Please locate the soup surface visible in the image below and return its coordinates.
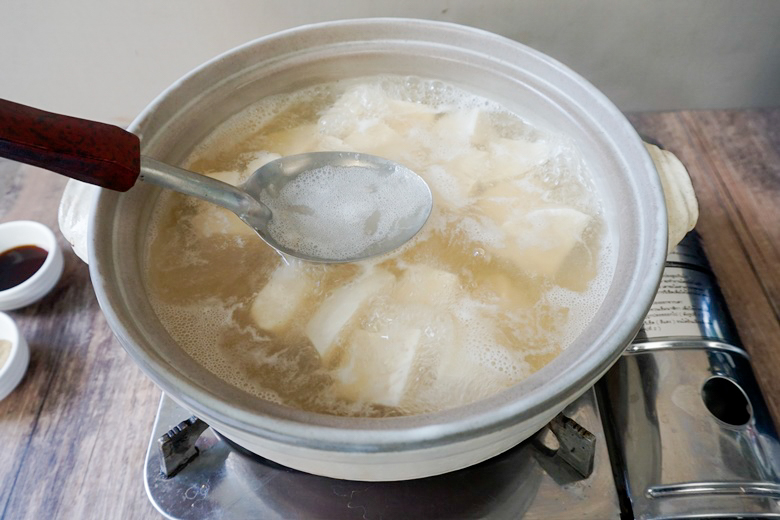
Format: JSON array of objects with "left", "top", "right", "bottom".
[{"left": 143, "top": 76, "right": 614, "bottom": 417}]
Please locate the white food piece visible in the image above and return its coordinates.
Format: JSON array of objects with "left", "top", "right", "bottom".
[
  {"left": 343, "top": 122, "right": 398, "bottom": 150},
  {"left": 510, "top": 207, "right": 591, "bottom": 277},
  {"left": 469, "top": 179, "right": 543, "bottom": 250},
  {"left": 434, "top": 328, "right": 516, "bottom": 407},
  {"left": 333, "top": 327, "right": 422, "bottom": 407},
  {"left": 423, "top": 109, "right": 492, "bottom": 202},
  {"left": 305, "top": 268, "right": 395, "bottom": 359},
  {"left": 189, "top": 166, "right": 268, "bottom": 239},
  {"left": 319, "top": 85, "right": 391, "bottom": 138},
  {"left": 391, "top": 264, "right": 460, "bottom": 307},
  {"left": 250, "top": 261, "right": 312, "bottom": 332},
  {"left": 190, "top": 205, "right": 256, "bottom": 239},
  {"left": 424, "top": 164, "right": 469, "bottom": 209},
  {"left": 483, "top": 138, "right": 551, "bottom": 184},
  {"left": 430, "top": 150, "right": 491, "bottom": 207},
  {"left": 643, "top": 142, "right": 699, "bottom": 253},
  {"left": 476, "top": 179, "right": 545, "bottom": 220},
  {"left": 342, "top": 121, "right": 410, "bottom": 162},
  {"left": 426, "top": 297, "right": 520, "bottom": 407},
  {"left": 339, "top": 100, "right": 437, "bottom": 164},
  {"left": 207, "top": 169, "right": 244, "bottom": 186},
  {"left": 322, "top": 84, "right": 435, "bottom": 135},
  {"left": 432, "top": 109, "right": 484, "bottom": 148},
  {"left": 385, "top": 99, "right": 437, "bottom": 134},
  {"left": 476, "top": 182, "right": 592, "bottom": 278},
  {"left": 322, "top": 84, "right": 440, "bottom": 165}
]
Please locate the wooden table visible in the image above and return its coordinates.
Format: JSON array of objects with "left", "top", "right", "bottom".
[{"left": 1, "top": 109, "right": 778, "bottom": 519}]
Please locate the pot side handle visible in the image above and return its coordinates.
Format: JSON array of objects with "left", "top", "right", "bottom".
[
  {"left": 58, "top": 179, "right": 100, "bottom": 264},
  {"left": 643, "top": 142, "right": 700, "bottom": 253}
]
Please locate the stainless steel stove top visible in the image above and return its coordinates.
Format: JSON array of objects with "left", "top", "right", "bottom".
[
  {"left": 146, "top": 388, "right": 618, "bottom": 519},
  {"left": 144, "top": 233, "right": 780, "bottom": 519}
]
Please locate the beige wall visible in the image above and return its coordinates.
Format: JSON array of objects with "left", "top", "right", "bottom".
[{"left": 2, "top": 0, "right": 779, "bottom": 124}]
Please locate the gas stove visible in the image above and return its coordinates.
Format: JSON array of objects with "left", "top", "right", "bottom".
[{"left": 143, "top": 232, "right": 780, "bottom": 519}]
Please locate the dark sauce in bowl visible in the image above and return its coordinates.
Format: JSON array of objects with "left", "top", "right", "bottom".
[{"left": 0, "top": 245, "right": 48, "bottom": 290}]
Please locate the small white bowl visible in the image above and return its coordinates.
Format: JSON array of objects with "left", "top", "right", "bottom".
[
  {"left": 0, "top": 220, "right": 64, "bottom": 311},
  {"left": 0, "top": 312, "right": 29, "bottom": 401}
]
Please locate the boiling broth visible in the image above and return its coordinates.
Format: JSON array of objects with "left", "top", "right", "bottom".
[{"left": 143, "top": 76, "right": 614, "bottom": 417}]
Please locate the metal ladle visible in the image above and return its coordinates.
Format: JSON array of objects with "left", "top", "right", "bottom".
[{"left": 0, "top": 99, "right": 432, "bottom": 263}]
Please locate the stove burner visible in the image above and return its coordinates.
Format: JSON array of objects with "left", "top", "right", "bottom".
[
  {"left": 157, "top": 410, "right": 597, "bottom": 481},
  {"left": 145, "top": 389, "right": 619, "bottom": 520}
]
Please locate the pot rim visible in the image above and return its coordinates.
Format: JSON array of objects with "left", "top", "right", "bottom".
[{"left": 89, "top": 17, "right": 667, "bottom": 453}]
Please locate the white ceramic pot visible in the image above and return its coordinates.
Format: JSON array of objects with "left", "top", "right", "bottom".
[{"left": 77, "top": 19, "right": 674, "bottom": 481}]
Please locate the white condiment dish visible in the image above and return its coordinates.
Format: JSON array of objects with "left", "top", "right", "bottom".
[
  {"left": 0, "top": 311, "right": 29, "bottom": 401},
  {"left": 0, "top": 220, "right": 64, "bottom": 311}
]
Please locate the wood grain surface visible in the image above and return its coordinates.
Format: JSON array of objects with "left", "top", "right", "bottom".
[
  {"left": 0, "top": 168, "right": 161, "bottom": 519},
  {"left": 0, "top": 109, "right": 778, "bottom": 519}
]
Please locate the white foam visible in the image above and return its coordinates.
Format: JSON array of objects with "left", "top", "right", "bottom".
[{"left": 263, "top": 164, "right": 430, "bottom": 260}]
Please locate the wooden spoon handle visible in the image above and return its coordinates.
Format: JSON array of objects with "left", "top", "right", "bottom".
[{"left": 0, "top": 99, "right": 140, "bottom": 191}]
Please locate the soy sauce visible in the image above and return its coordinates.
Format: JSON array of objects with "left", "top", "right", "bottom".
[{"left": 0, "top": 245, "right": 48, "bottom": 290}]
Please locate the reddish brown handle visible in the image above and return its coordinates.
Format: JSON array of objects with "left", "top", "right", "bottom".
[{"left": 0, "top": 99, "right": 140, "bottom": 191}]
